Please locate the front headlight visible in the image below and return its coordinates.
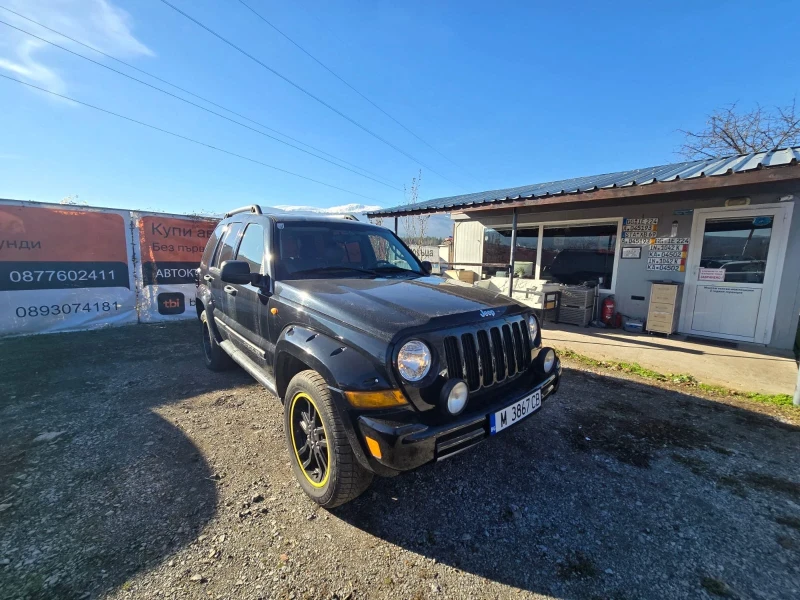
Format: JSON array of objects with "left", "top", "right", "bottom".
[
  {"left": 397, "top": 340, "right": 431, "bottom": 381},
  {"left": 528, "top": 313, "right": 540, "bottom": 342}
]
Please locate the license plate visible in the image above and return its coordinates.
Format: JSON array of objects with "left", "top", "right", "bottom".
[{"left": 490, "top": 390, "right": 541, "bottom": 435}]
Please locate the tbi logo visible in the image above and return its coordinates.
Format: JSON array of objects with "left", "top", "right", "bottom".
[{"left": 157, "top": 292, "right": 185, "bottom": 315}]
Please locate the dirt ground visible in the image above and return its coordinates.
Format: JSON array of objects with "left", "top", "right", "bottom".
[{"left": 1, "top": 321, "right": 799, "bottom": 600}]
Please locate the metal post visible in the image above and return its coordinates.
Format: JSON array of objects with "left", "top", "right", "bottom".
[
  {"left": 394, "top": 216, "right": 398, "bottom": 234},
  {"left": 794, "top": 362, "right": 800, "bottom": 406},
  {"left": 508, "top": 208, "right": 518, "bottom": 298}
]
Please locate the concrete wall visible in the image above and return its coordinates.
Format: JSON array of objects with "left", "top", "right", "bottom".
[{"left": 454, "top": 189, "right": 800, "bottom": 350}]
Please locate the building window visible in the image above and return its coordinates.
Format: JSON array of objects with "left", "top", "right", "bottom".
[
  {"left": 699, "top": 216, "right": 773, "bottom": 283},
  {"left": 540, "top": 223, "right": 618, "bottom": 289},
  {"left": 481, "top": 227, "right": 539, "bottom": 279}
]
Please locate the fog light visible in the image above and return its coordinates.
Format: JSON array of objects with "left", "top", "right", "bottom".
[
  {"left": 441, "top": 379, "right": 469, "bottom": 416},
  {"left": 540, "top": 348, "right": 556, "bottom": 374}
]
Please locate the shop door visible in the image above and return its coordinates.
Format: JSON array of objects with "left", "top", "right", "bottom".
[{"left": 681, "top": 205, "right": 791, "bottom": 344}]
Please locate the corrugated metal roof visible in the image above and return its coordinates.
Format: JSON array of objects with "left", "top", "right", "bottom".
[{"left": 367, "top": 147, "right": 800, "bottom": 216}]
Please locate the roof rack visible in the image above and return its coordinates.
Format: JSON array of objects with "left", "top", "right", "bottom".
[{"left": 224, "top": 205, "right": 263, "bottom": 218}]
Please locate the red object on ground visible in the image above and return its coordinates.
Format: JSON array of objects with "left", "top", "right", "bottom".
[
  {"left": 614, "top": 312, "right": 623, "bottom": 328},
  {"left": 602, "top": 296, "right": 616, "bottom": 325}
]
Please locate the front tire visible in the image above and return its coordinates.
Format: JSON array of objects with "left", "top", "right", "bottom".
[
  {"left": 284, "top": 370, "right": 372, "bottom": 508},
  {"left": 200, "top": 310, "right": 233, "bottom": 371}
]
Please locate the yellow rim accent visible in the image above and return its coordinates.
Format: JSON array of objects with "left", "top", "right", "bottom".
[{"left": 289, "top": 391, "right": 331, "bottom": 488}]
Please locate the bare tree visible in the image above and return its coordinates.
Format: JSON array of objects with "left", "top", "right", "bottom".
[
  {"left": 679, "top": 99, "right": 800, "bottom": 159},
  {"left": 400, "top": 170, "right": 429, "bottom": 250}
]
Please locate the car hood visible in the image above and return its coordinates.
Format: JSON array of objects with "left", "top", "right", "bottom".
[{"left": 277, "top": 275, "right": 525, "bottom": 340}]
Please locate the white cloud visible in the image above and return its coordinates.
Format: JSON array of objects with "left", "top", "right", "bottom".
[
  {"left": 272, "top": 203, "right": 383, "bottom": 214},
  {"left": 0, "top": 0, "right": 153, "bottom": 94}
]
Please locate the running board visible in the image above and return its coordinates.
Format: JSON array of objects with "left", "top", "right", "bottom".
[{"left": 219, "top": 339, "right": 277, "bottom": 396}]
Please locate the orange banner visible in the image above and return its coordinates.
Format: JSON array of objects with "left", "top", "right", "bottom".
[
  {"left": 138, "top": 216, "right": 218, "bottom": 263},
  {"left": 138, "top": 215, "right": 219, "bottom": 286},
  {"left": 0, "top": 205, "right": 128, "bottom": 262}
]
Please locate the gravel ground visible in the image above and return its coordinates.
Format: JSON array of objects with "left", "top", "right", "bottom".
[{"left": 1, "top": 321, "right": 799, "bottom": 600}]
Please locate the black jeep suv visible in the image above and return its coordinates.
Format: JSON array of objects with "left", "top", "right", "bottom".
[{"left": 197, "top": 206, "right": 561, "bottom": 507}]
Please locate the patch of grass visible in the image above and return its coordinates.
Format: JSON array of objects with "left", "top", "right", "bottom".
[
  {"left": 700, "top": 576, "right": 732, "bottom": 597},
  {"left": 557, "top": 551, "right": 598, "bottom": 580},
  {"left": 775, "top": 515, "right": 800, "bottom": 530},
  {"left": 556, "top": 347, "right": 796, "bottom": 408},
  {"left": 741, "top": 391, "right": 794, "bottom": 406}
]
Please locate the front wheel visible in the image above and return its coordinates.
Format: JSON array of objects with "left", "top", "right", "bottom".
[{"left": 284, "top": 370, "right": 372, "bottom": 508}]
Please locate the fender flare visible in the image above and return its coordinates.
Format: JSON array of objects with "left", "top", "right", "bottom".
[
  {"left": 274, "top": 324, "right": 393, "bottom": 395},
  {"left": 197, "top": 289, "right": 224, "bottom": 343}
]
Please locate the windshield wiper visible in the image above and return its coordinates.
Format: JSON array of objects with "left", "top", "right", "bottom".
[
  {"left": 293, "top": 265, "right": 378, "bottom": 277},
  {"left": 372, "top": 265, "right": 422, "bottom": 275}
]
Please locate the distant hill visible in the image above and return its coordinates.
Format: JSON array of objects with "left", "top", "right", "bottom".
[{"left": 266, "top": 204, "right": 454, "bottom": 240}]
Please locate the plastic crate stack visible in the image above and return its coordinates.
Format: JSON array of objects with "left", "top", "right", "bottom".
[{"left": 558, "top": 286, "right": 596, "bottom": 327}]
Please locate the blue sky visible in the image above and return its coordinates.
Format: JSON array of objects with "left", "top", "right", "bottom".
[{"left": 1, "top": 0, "right": 798, "bottom": 215}]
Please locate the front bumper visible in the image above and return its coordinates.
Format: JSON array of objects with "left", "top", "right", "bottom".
[{"left": 355, "top": 359, "right": 561, "bottom": 475}]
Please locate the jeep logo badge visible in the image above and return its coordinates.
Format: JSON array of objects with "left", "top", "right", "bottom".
[{"left": 479, "top": 309, "right": 495, "bottom": 318}]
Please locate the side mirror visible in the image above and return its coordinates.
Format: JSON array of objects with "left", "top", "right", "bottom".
[
  {"left": 421, "top": 261, "right": 432, "bottom": 275},
  {"left": 249, "top": 272, "right": 271, "bottom": 290},
  {"left": 220, "top": 260, "right": 252, "bottom": 284}
]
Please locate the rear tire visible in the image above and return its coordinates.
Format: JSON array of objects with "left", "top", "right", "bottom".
[
  {"left": 200, "top": 310, "right": 233, "bottom": 371},
  {"left": 284, "top": 370, "right": 372, "bottom": 508}
]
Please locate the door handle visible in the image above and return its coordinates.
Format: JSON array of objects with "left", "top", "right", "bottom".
[
  {"left": 224, "top": 285, "right": 237, "bottom": 296},
  {"left": 204, "top": 274, "right": 214, "bottom": 282}
]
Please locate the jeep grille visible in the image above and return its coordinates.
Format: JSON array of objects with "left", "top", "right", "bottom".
[{"left": 443, "top": 318, "right": 531, "bottom": 391}]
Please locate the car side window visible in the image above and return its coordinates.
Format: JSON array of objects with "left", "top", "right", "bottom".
[
  {"left": 235, "top": 223, "right": 265, "bottom": 274},
  {"left": 201, "top": 224, "right": 225, "bottom": 269},
  {"left": 212, "top": 222, "right": 243, "bottom": 268}
]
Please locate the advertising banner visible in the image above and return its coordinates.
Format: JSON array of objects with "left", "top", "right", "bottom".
[
  {"left": 134, "top": 213, "right": 219, "bottom": 322},
  {"left": 0, "top": 202, "right": 137, "bottom": 336}
]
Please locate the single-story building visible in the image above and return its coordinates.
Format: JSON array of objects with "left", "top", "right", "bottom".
[{"left": 367, "top": 147, "right": 800, "bottom": 352}]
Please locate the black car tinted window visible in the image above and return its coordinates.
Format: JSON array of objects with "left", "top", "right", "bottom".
[
  {"left": 212, "top": 222, "right": 243, "bottom": 268},
  {"left": 275, "top": 221, "right": 421, "bottom": 279},
  {"left": 201, "top": 223, "right": 225, "bottom": 269},
  {"left": 235, "top": 223, "right": 265, "bottom": 274}
]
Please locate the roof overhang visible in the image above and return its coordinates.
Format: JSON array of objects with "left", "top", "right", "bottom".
[{"left": 365, "top": 163, "right": 800, "bottom": 218}]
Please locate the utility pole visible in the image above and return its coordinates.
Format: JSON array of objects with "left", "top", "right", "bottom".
[{"left": 794, "top": 362, "right": 800, "bottom": 406}]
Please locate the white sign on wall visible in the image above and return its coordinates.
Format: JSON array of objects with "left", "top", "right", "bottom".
[{"left": 698, "top": 268, "right": 726, "bottom": 282}]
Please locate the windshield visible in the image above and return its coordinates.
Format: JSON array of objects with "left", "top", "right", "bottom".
[{"left": 275, "top": 221, "right": 423, "bottom": 280}]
